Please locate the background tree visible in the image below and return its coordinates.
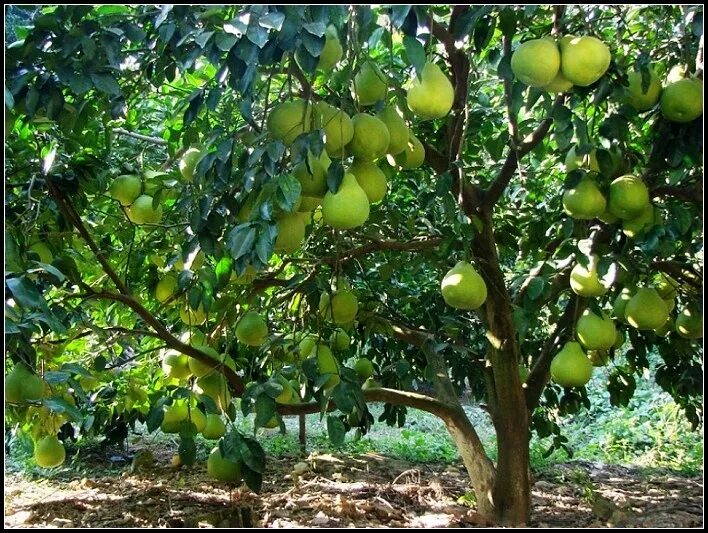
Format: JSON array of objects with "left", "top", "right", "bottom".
[{"left": 4, "top": 5, "right": 703, "bottom": 525}]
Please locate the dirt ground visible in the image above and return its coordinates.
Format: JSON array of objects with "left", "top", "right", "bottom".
[{"left": 4, "top": 445, "right": 703, "bottom": 528}]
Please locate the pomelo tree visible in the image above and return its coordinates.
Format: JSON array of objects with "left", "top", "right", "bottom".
[{"left": 4, "top": 5, "right": 703, "bottom": 524}]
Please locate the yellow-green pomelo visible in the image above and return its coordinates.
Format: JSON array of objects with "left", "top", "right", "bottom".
[
  {"left": 550, "top": 341, "right": 593, "bottom": 387},
  {"left": 406, "top": 62, "right": 455, "bottom": 119},
  {"left": 543, "top": 71, "right": 574, "bottom": 93},
  {"left": 622, "top": 203, "right": 656, "bottom": 238},
  {"left": 272, "top": 374, "right": 295, "bottom": 404},
  {"left": 162, "top": 350, "right": 193, "bottom": 379},
  {"left": 329, "top": 329, "right": 350, "bottom": 351},
  {"left": 353, "top": 61, "right": 387, "bottom": 106},
  {"left": 178, "top": 147, "right": 203, "bottom": 182},
  {"left": 262, "top": 415, "right": 280, "bottom": 429},
  {"left": 562, "top": 177, "right": 606, "bottom": 220},
  {"left": 348, "top": 114, "right": 390, "bottom": 160},
  {"left": 625, "top": 288, "right": 669, "bottom": 330},
  {"left": 319, "top": 290, "right": 359, "bottom": 324},
  {"left": 5, "top": 364, "right": 45, "bottom": 404},
  {"left": 587, "top": 350, "right": 610, "bottom": 367},
  {"left": 623, "top": 69, "right": 662, "bottom": 111},
  {"left": 313, "top": 102, "right": 354, "bottom": 156},
  {"left": 231, "top": 265, "right": 258, "bottom": 285},
  {"left": 608, "top": 175, "right": 650, "bottom": 220},
  {"left": 576, "top": 309, "right": 617, "bottom": 350},
  {"left": 660, "top": 78, "right": 703, "bottom": 122},
  {"left": 294, "top": 149, "right": 330, "bottom": 196},
  {"left": 155, "top": 274, "right": 178, "bottom": 303},
  {"left": 274, "top": 213, "right": 306, "bottom": 253},
  {"left": 511, "top": 39, "right": 561, "bottom": 87},
  {"left": 267, "top": 99, "right": 312, "bottom": 145},
  {"left": 188, "top": 345, "right": 234, "bottom": 378},
  {"left": 187, "top": 407, "right": 207, "bottom": 433},
  {"left": 194, "top": 372, "right": 232, "bottom": 411},
  {"left": 569, "top": 258, "right": 610, "bottom": 297},
  {"left": 565, "top": 145, "right": 600, "bottom": 172},
  {"left": 317, "top": 26, "right": 343, "bottom": 71},
  {"left": 202, "top": 414, "right": 226, "bottom": 440},
  {"left": 667, "top": 64, "right": 688, "bottom": 83},
  {"left": 34, "top": 435, "right": 66, "bottom": 468},
  {"left": 236, "top": 310, "right": 268, "bottom": 346},
  {"left": 613, "top": 330, "right": 626, "bottom": 350},
  {"left": 349, "top": 159, "right": 387, "bottom": 203},
  {"left": 29, "top": 241, "right": 53, "bottom": 263},
  {"left": 180, "top": 303, "right": 207, "bottom": 326},
  {"left": 314, "top": 344, "right": 340, "bottom": 389},
  {"left": 612, "top": 288, "right": 634, "bottom": 322},
  {"left": 109, "top": 175, "right": 142, "bottom": 206},
  {"left": 377, "top": 106, "right": 409, "bottom": 155},
  {"left": 207, "top": 447, "right": 242, "bottom": 483},
  {"left": 298, "top": 195, "right": 323, "bottom": 213},
  {"left": 174, "top": 249, "right": 205, "bottom": 272},
  {"left": 441, "top": 261, "right": 487, "bottom": 310},
  {"left": 322, "top": 173, "right": 370, "bottom": 230},
  {"left": 559, "top": 35, "right": 611, "bottom": 87},
  {"left": 354, "top": 358, "right": 374, "bottom": 380},
  {"left": 180, "top": 328, "right": 207, "bottom": 347},
  {"left": 161, "top": 400, "right": 189, "bottom": 432},
  {"left": 127, "top": 195, "right": 163, "bottom": 225},
  {"left": 675, "top": 307, "right": 702, "bottom": 339},
  {"left": 394, "top": 133, "right": 425, "bottom": 169},
  {"left": 298, "top": 334, "right": 320, "bottom": 359}
]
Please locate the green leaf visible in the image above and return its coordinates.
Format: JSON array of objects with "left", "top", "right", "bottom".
[
  {"left": 326, "top": 160, "right": 344, "bottom": 193},
  {"left": 90, "top": 73, "right": 120, "bottom": 96},
  {"left": 44, "top": 371, "right": 71, "bottom": 385},
  {"left": 259, "top": 11, "right": 285, "bottom": 31},
  {"left": 526, "top": 276, "right": 545, "bottom": 300},
  {"left": 275, "top": 173, "right": 302, "bottom": 213},
  {"left": 215, "top": 33, "right": 238, "bottom": 52},
  {"left": 6, "top": 277, "right": 43, "bottom": 310},
  {"left": 227, "top": 225, "right": 256, "bottom": 260},
  {"left": 403, "top": 36, "right": 426, "bottom": 80},
  {"left": 390, "top": 6, "right": 412, "bottom": 28},
  {"left": 237, "top": 435, "right": 266, "bottom": 473},
  {"left": 241, "top": 464, "right": 263, "bottom": 493},
  {"left": 179, "top": 435, "right": 198, "bottom": 466},
  {"left": 43, "top": 398, "right": 82, "bottom": 422},
  {"left": 326, "top": 415, "right": 346, "bottom": 446},
  {"left": 254, "top": 393, "right": 276, "bottom": 428}
]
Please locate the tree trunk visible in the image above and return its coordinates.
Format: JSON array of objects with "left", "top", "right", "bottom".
[{"left": 493, "top": 420, "right": 531, "bottom": 524}]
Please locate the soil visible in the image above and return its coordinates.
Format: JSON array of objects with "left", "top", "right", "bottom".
[{"left": 4, "top": 443, "right": 703, "bottom": 528}]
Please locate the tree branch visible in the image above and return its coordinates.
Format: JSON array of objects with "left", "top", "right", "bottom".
[
  {"left": 112, "top": 127, "right": 168, "bottom": 145},
  {"left": 651, "top": 184, "right": 703, "bottom": 205},
  {"left": 320, "top": 237, "right": 442, "bottom": 265}
]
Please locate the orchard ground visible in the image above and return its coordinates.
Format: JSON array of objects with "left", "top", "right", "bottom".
[{"left": 5, "top": 369, "right": 702, "bottom": 528}]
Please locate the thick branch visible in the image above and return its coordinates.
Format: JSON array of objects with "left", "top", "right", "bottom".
[
  {"left": 651, "top": 184, "right": 703, "bottom": 204},
  {"left": 653, "top": 260, "right": 703, "bottom": 290}
]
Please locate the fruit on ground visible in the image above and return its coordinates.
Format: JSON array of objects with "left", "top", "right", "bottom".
[
  {"left": 349, "top": 159, "right": 387, "bottom": 203},
  {"left": 377, "top": 106, "right": 408, "bottom": 155},
  {"left": 660, "top": 78, "right": 703, "bottom": 122},
  {"left": 5, "top": 364, "right": 45, "bottom": 403},
  {"left": 162, "top": 350, "right": 193, "bottom": 380},
  {"left": 675, "top": 307, "right": 703, "bottom": 339},
  {"left": 317, "top": 25, "right": 343, "bottom": 71},
  {"left": 441, "top": 261, "right": 488, "bottom": 310},
  {"left": 274, "top": 213, "right": 306, "bottom": 253},
  {"left": 322, "top": 173, "right": 370, "bottom": 230},
  {"left": 178, "top": 147, "right": 203, "bottom": 182},
  {"left": 319, "top": 290, "right": 359, "bottom": 324},
  {"left": 612, "top": 288, "right": 634, "bottom": 322},
  {"left": 313, "top": 102, "right": 354, "bottom": 156},
  {"left": 353, "top": 61, "right": 387, "bottom": 106},
  {"left": 354, "top": 358, "right": 374, "bottom": 380},
  {"left": 34, "top": 435, "right": 66, "bottom": 468},
  {"left": 348, "top": 113, "right": 390, "bottom": 160},
  {"left": 202, "top": 414, "right": 226, "bottom": 440},
  {"left": 109, "top": 175, "right": 142, "bottom": 206},
  {"left": 155, "top": 274, "right": 178, "bottom": 303},
  {"left": 406, "top": 62, "right": 455, "bottom": 119},
  {"left": 267, "top": 99, "right": 312, "bottom": 145},
  {"left": 542, "top": 70, "right": 573, "bottom": 93},
  {"left": 550, "top": 341, "right": 593, "bottom": 387},
  {"left": 394, "top": 133, "right": 425, "bottom": 169},
  {"left": 293, "top": 149, "right": 330, "bottom": 196},
  {"left": 559, "top": 35, "right": 611, "bottom": 87},
  {"left": 565, "top": 145, "right": 600, "bottom": 172},
  {"left": 127, "top": 195, "right": 162, "bottom": 225},
  {"left": 608, "top": 175, "right": 650, "bottom": 219},
  {"left": 236, "top": 310, "right": 268, "bottom": 346},
  {"left": 194, "top": 373, "right": 232, "bottom": 411},
  {"left": 562, "top": 177, "right": 606, "bottom": 220},
  {"left": 29, "top": 241, "right": 53, "bottom": 263},
  {"left": 180, "top": 302, "right": 207, "bottom": 326},
  {"left": 570, "top": 257, "right": 611, "bottom": 297},
  {"left": 314, "top": 344, "right": 340, "bottom": 389},
  {"left": 576, "top": 309, "right": 617, "bottom": 350},
  {"left": 624, "top": 288, "right": 669, "bottom": 330},
  {"left": 207, "top": 447, "right": 242, "bottom": 484},
  {"left": 623, "top": 68, "right": 662, "bottom": 111},
  {"left": 511, "top": 38, "right": 561, "bottom": 87},
  {"left": 329, "top": 328, "right": 350, "bottom": 351}
]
